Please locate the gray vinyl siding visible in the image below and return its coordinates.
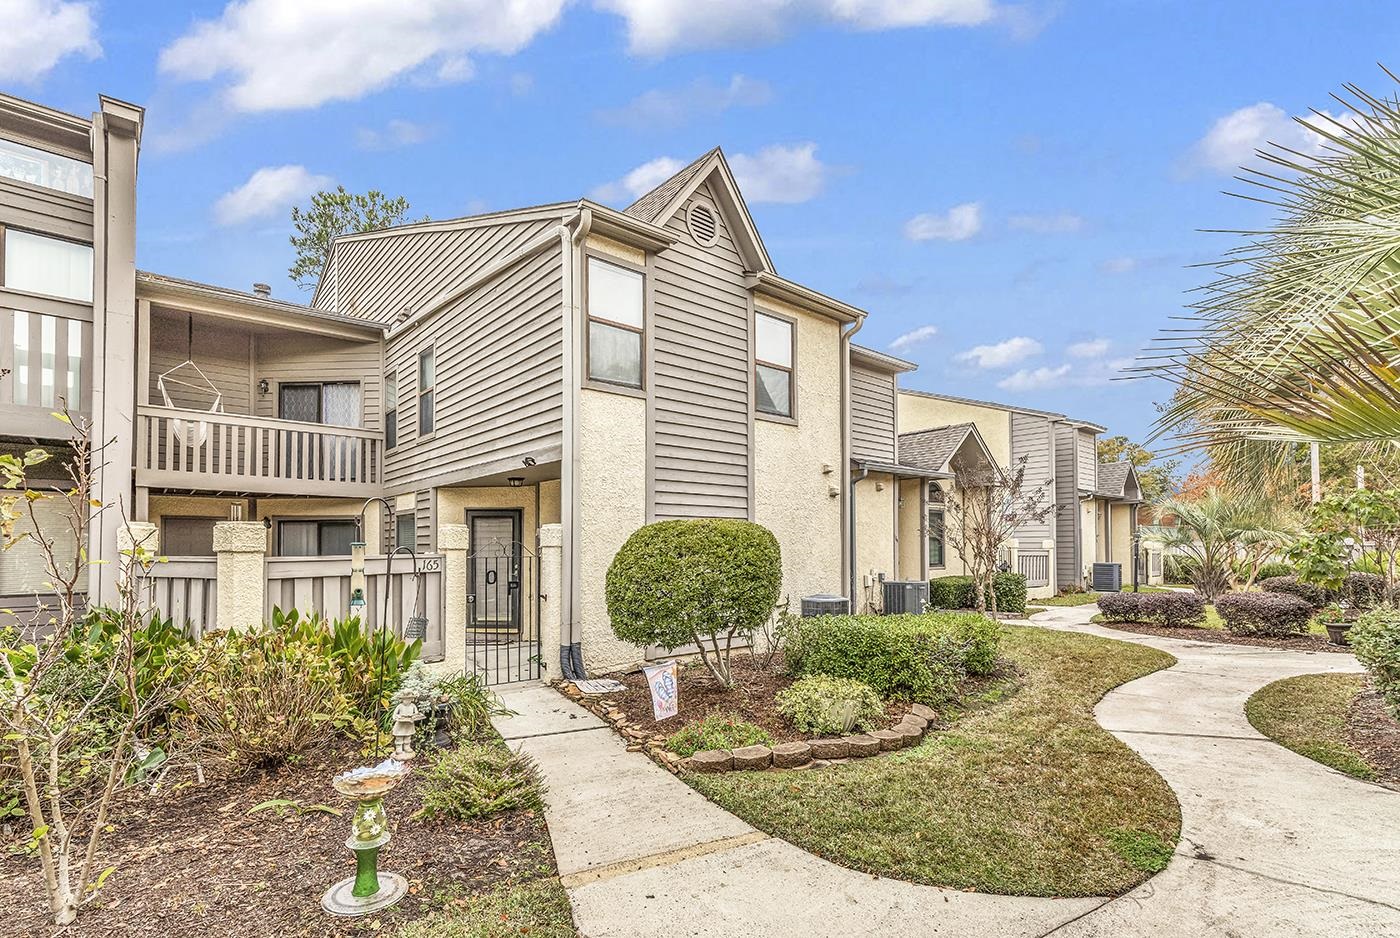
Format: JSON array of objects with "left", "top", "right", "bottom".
[
  {"left": 382, "top": 235, "right": 564, "bottom": 488},
  {"left": 1054, "top": 423, "right": 1079, "bottom": 588},
  {"left": 148, "top": 312, "right": 253, "bottom": 415},
  {"left": 648, "top": 182, "right": 751, "bottom": 520},
  {"left": 253, "top": 332, "right": 383, "bottom": 430},
  {"left": 0, "top": 177, "right": 93, "bottom": 243},
  {"left": 416, "top": 489, "right": 434, "bottom": 552},
  {"left": 1010, "top": 412, "right": 1054, "bottom": 548},
  {"left": 851, "top": 365, "right": 897, "bottom": 462},
  {"left": 322, "top": 218, "right": 560, "bottom": 323},
  {"left": 1077, "top": 428, "right": 1097, "bottom": 493}
]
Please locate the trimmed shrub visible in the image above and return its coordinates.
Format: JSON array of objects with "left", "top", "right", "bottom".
[
  {"left": 1256, "top": 561, "right": 1295, "bottom": 581},
  {"left": 927, "top": 572, "right": 1028, "bottom": 614},
  {"left": 1215, "top": 592, "right": 1313, "bottom": 637},
  {"left": 1097, "top": 591, "right": 1206, "bottom": 627},
  {"left": 1350, "top": 606, "right": 1400, "bottom": 718},
  {"left": 1259, "top": 576, "right": 1331, "bottom": 609},
  {"left": 606, "top": 519, "right": 781, "bottom": 683},
  {"left": 776, "top": 675, "right": 885, "bottom": 736},
  {"left": 666, "top": 713, "right": 772, "bottom": 757},
  {"left": 1163, "top": 555, "right": 1199, "bottom": 584},
  {"left": 413, "top": 742, "right": 545, "bottom": 821},
  {"left": 784, "top": 612, "right": 1000, "bottom": 703},
  {"left": 1342, "top": 572, "right": 1387, "bottom": 610}
]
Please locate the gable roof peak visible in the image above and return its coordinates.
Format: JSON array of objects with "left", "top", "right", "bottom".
[{"left": 623, "top": 147, "right": 722, "bottom": 223}]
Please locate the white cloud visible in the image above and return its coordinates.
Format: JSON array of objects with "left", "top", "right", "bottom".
[
  {"left": 1189, "top": 103, "right": 1365, "bottom": 174},
  {"left": 355, "top": 119, "right": 435, "bottom": 151},
  {"left": 589, "top": 156, "right": 686, "bottom": 204},
  {"left": 596, "top": 0, "right": 998, "bottom": 56},
  {"left": 1099, "top": 256, "right": 1140, "bottom": 274},
  {"left": 955, "top": 336, "right": 1042, "bottom": 369},
  {"left": 159, "top": 0, "right": 567, "bottom": 112},
  {"left": 1008, "top": 211, "right": 1085, "bottom": 234},
  {"left": 997, "top": 364, "right": 1071, "bottom": 392},
  {"left": 889, "top": 325, "right": 939, "bottom": 353},
  {"left": 1067, "top": 338, "right": 1110, "bottom": 358},
  {"left": 591, "top": 143, "right": 828, "bottom": 206},
  {"left": 0, "top": 0, "right": 100, "bottom": 82},
  {"left": 904, "top": 202, "right": 983, "bottom": 241},
  {"left": 729, "top": 143, "right": 828, "bottom": 203},
  {"left": 599, "top": 74, "right": 773, "bottom": 129},
  {"left": 214, "top": 165, "right": 332, "bottom": 226}
]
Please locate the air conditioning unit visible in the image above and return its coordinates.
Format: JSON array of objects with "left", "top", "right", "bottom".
[
  {"left": 1091, "top": 563, "right": 1122, "bottom": 592},
  {"left": 800, "top": 594, "right": 851, "bottom": 617},
  {"left": 882, "top": 580, "right": 929, "bottom": 616}
]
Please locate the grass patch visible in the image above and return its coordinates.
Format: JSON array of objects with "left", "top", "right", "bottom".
[
  {"left": 688, "top": 625, "right": 1181, "bottom": 897},
  {"left": 393, "top": 878, "right": 576, "bottom": 938},
  {"left": 1103, "top": 828, "right": 1175, "bottom": 872},
  {"left": 1246, "top": 673, "right": 1376, "bottom": 780}
]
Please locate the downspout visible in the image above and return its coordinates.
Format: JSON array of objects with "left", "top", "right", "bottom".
[
  {"left": 559, "top": 206, "right": 591, "bottom": 680},
  {"left": 840, "top": 315, "right": 865, "bottom": 610}
]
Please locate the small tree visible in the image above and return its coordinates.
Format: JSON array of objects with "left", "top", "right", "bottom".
[
  {"left": 1289, "top": 487, "right": 1400, "bottom": 604},
  {"left": 943, "top": 455, "right": 1053, "bottom": 617},
  {"left": 605, "top": 520, "right": 781, "bottom": 687},
  {"left": 288, "top": 187, "right": 419, "bottom": 290},
  {"left": 1, "top": 414, "right": 192, "bottom": 925},
  {"left": 1148, "top": 488, "right": 1289, "bottom": 600}
]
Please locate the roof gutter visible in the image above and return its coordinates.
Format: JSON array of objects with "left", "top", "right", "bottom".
[{"left": 560, "top": 205, "right": 591, "bottom": 681}]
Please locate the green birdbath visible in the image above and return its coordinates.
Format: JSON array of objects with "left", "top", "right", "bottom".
[{"left": 321, "top": 759, "right": 410, "bottom": 916}]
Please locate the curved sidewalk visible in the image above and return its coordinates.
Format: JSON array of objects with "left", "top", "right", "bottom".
[{"left": 492, "top": 607, "right": 1400, "bottom": 937}]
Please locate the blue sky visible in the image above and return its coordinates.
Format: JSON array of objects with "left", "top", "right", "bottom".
[{"left": 8, "top": 0, "right": 1400, "bottom": 444}]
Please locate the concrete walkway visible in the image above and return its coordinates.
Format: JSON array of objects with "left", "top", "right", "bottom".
[{"left": 493, "top": 606, "right": 1400, "bottom": 937}]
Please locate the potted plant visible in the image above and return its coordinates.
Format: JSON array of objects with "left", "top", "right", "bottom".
[{"left": 1315, "top": 603, "right": 1356, "bottom": 646}]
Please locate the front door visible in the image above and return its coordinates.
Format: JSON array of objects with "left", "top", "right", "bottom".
[{"left": 467, "top": 510, "right": 522, "bottom": 636}]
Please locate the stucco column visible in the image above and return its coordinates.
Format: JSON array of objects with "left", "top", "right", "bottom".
[
  {"left": 213, "top": 521, "right": 266, "bottom": 631},
  {"left": 435, "top": 523, "right": 470, "bottom": 676},
  {"left": 115, "top": 521, "right": 157, "bottom": 607},
  {"left": 538, "top": 523, "right": 563, "bottom": 685}
]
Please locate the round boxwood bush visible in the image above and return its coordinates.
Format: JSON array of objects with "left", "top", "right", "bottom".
[
  {"left": 1350, "top": 606, "right": 1400, "bottom": 718},
  {"left": 606, "top": 519, "right": 781, "bottom": 682},
  {"left": 1215, "top": 591, "right": 1313, "bottom": 637},
  {"left": 776, "top": 674, "right": 885, "bottom": 736},
  {"left": 1258, "top": 575, "right": 1331, "bottom": 609}
]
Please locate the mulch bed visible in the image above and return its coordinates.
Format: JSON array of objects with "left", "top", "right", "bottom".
[
  {"left": 0, "top": 740, "right": 556, "bottom": 938},
  {"left": 1100, "top": 621, "right": 1352, "bottom": 653},
  {"left": 606, "top": 655, "right": 902, "bottom": 744},
  {"left": 1347, "top": 685, "right": 1400, "bottom": 787}
]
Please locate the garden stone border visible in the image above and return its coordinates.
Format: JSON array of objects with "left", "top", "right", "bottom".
[{"left": 558, "top": 681, "right": 934, "bottom": 775}]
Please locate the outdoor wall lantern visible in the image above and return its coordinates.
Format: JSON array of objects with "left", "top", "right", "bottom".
[
  {"left": 257, "top": 378, "right": 270, "bottom": 395},
  {"left": 507, "top": 476, "right": 525, "bottom": 487}
]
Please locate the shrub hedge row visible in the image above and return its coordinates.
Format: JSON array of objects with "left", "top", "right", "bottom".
[
  {"left": 927, "top": 573, "right": 1028, "bottom": 614},
  {"left": 1096, "top": 591, "right": 1206, "bottom": 627},
  {"left": 784, "top": 612, "right": 1000, "bottom": 703},
  {"left": 1259, "top": 573, "right": 1388, "bottom": 611},
  {"left": 1215, "top": 591, "right": 1313, "bottom": 637}
]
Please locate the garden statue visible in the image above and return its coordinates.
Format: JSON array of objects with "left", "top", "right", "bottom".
[
  {"left": 391, "top": 700, "right": 420, "bottom": 761},
  {"left": 322, "top": 759, "right": 410, "bottom": 916}
]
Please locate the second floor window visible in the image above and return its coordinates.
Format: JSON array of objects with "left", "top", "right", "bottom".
[
  {"left": 396, "top": 510, "right": 416, "bottom": 550},
  {"left": 278, "top": 381, "right": 361, "bottom": 426},
  {"left": 586, "top": 256, "right": 643, "bottom": 388},
  {"left": 418, "top": 347, "right": 435, "bottom": 435},
  {"left": 2, "top": 228, "right": 93, "bottom": 302},
  {"left": 384, "top": 371, "right": 398, "bottom": 450},
  {"left": 755, "top": 312, "right": 794, "bottom": 417}
]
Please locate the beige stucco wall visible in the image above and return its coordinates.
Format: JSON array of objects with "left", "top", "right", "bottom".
[
  {"left": 1110, "top": 503, "right": 1134, "bottom": 573},
  {"left": 897, "top": 477, "right": 923, "bottom": 580},
  {"left": 540, "top": 479, "right": 561, "bottom": 525},
  {"left": 436, "top": 486, "right": 541, "bottom": 551},
  {"left": 1081, "top": 499, "right": 1097, "bottom": 579},
  {"left": 897, "top": 393, "right": 1011, "bottom": 464},
  {"left": 753, "top": 305, "right": 844, "bottom": 612},
  {"left": 853, "top": 472, "right": 896, "bottom": 613},
  {"left": 578, "top": 387, "right": 648, "bottom": 673},
  {"left": 147, "top": 495, "right": 379, "bottom": 556}
]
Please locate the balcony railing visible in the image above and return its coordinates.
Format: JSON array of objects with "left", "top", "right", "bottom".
[
  {"left": 136, "top": 405, "right": 382, "bottom": 496},
  {"left": 0, "top": 301, "right": 92, "bottom": 437}
]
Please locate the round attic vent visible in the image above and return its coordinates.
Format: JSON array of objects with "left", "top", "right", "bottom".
[{"left": 687, "top": 201, "right": 719, "bottom": 246}]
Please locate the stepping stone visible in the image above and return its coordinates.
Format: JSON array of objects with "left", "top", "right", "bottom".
[
  {"left": 808, "top": 738, "right": 850, "bottom": 760},
  {"left": 771, "top": 741, "right": 812, "bottom": 768},
  {"left": 731, "top": 745, "right": 773, "bottom": 770},
  {"left": 843, "top": 734, "right": 881, "bottom": 758},
  {"left": 684, "top": 749, "right": 732, "bottom": 773},
  {"left": 909, "top": 703, "right": 938, "bottom": 722},
  {"left": 869, "top": 729, "right": 904, "bottom": 751},
  {"left": 901, "top": 712, "right": 929, "bottom": 730}
]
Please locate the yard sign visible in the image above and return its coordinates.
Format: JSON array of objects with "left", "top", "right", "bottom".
[{"left": 643, "top": 660, "right": 679, "bottom": 721}]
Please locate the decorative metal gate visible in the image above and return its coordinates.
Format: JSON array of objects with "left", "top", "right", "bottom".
[{"left": 465, "top": 535, "right": 541, "bottom": 685}]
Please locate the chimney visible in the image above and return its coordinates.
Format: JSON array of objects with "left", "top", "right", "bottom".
[{"left": 252, "top": 282, "right": 271, "bottom": 298}]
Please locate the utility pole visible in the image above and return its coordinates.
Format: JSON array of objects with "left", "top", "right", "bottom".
[{"left": 1310, "top": 442, "right": 1322, "bottom": 504}]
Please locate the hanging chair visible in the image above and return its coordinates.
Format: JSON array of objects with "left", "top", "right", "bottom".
[{"left": 156, "top": 316, "right": 223, "bottom": 447}]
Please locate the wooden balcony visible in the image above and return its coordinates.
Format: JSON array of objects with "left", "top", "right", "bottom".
[
  {"left": 135, "top": 405, "right": 382, "bottom": 496},
  {"left": 0, "top": 298, "right": 92, "bottom": 438}
]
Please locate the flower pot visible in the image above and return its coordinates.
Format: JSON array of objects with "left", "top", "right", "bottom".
[{"left": 1324, "top": 621, "right": 1354, "bottom": 646}]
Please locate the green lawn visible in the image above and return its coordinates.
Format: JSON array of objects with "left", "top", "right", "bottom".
[
  {"left": 1038, "top": 586, "right": 1172, "bottom": 607},
  {"left": 1245, "top": 674, "right": 1376, "bottom": 781},
  {"left": 394, "top": 879, "right": 577, "bottom": 938},
  {"left": 688, "top": 626, "right": 1181, "bottom": 897}
]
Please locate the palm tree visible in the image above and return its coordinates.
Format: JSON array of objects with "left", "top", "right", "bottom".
[
  {"left": 1145, "top": 71, "right": 1400, "bottom": 448},
  {"left": 1149, "top": 489, "right": 1296, "bottom": 600}
]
